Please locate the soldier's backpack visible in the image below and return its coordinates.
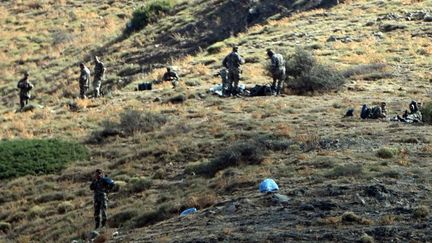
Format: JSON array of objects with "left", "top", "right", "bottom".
[
  {"left": 138, "top": 82, "right": 152, "bottom": 91},
  {"left": 102, "top": 177, "right": 115, "bottom": 192},
  {"left": 250, "top": 85, "right": 272, "bottom": 96},
  {"left": 360, "top": 104, "right": 371, "bottom": 119}
]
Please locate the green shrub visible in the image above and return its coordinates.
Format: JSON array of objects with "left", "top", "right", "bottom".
[
  {"left": 109, "top": 209, "right": 139, "bottom": 228},
  {"left": 0, "top": 221, "right": 11, "bottom": 233},
  {"left": 128, "top": 178, "right": 152, "bottom": 193},
  {"left": 207, "top": 42, "right": 225, "bottom": 54},
  {"left": 284, "top": 48, "right": 345, "bottom": 94},
  {"left": 421, "top": 102, "right": 432, "bottom": 124},
  {"left": 413, "top": 205, "right": 430, "bottom": 219},
  {"left": 57, "top": 201, "right": 74, "bottom": 214},
  {"left": 28, "top": 205, "right": 45, "bottom": 219},
  {"left": 36, "top": 192, "right": 71, "bottom": 203},
  {"left": 376, "top": 147, "right": 398, "bottom": 159},
  {"left": 188, "top": 140, "right": 265, "bottom": 177},
  {"left": 327, "top": 164, "right": 363, "bottom": 178},
  {"left": 132, "top": 202, "right": 178, "bottom": 228},
  {"left": 0, "top": 139, "right": 89, "bottom": 179},
  {"left": 119, "top": 110, "right": 168, "bottom": 135},
  {"left": 88, "top": 110, "right": 168, "bottom": 143},
  {"left": 125, "top": 0, "right": 176, "bottom": 34}
]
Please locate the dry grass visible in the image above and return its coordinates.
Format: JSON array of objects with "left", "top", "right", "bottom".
[{"left": 0, "top": 0, "right": 432, "bottom": 241}]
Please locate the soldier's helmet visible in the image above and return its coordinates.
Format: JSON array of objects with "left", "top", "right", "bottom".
[
  {"left": 80, "top": 63, "right": 85, "bottom": 69},
  {"left": 23, "top": 71, "right": 29, "bottom": 77},
  {"left": 267, "top": 49, "right": 274, "bottom": 57},
  {"left": 166, "top": 67, "right": 172, "bottom": 72},
  {"left": 95, "top": 169, "right": 103, "bottom": 175},
  {"left": 232, "top": 46, "right": 239, "bottom": 52},
  {"left": 381, "top": 102, "right": 386, "bottom": 107}
]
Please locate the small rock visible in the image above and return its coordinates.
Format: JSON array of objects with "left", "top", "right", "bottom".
[
  {"left": 365, "top": 21, "right": 375, "bottom": 26},
  {"left": 380, "top": 24, "right": 407, "bottom": 32},
  {"left": 299, "top": 203, "right": 315, "bottom": 211},
  {"left": 271, "top": 193, "right": 290, "bottom": 205},
  {"left": 424, "top": 14, "right": 432, "bottom": 22},
  {"left": 373, "top": 32, "right": 384, "bottom": 39},
  {"left": 153, "top": 97, "right": 162, "bottom": 102},
  {"left": 88, "top": 231, "right": 99, "bottom": 240}
]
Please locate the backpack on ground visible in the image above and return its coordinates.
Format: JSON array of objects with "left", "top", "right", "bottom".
[
  {"left": 250, "top": 85, "right": 272, "bottom": 96},
  {"left": 138, "top": 82, "right": 152, "bottom": 91}
]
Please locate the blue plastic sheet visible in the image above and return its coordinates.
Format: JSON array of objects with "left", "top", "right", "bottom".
[
  {"left": 180, "top": 208, "right": 197, "bottom": 216},
  {"left": 259, "top": 179, "right": 279, "bottom": 193}
]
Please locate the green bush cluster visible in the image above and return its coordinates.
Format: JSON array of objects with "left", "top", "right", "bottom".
[
  {"left": 125, "top": 0, "right": 176, "bottom": 34},
  {"left": 421, "top": 102, "right": 432, "bottom": 124},
  {"left": 0, "top": 139, "right": 89, "bottom": 180},
  {"left": 188, "top": 140, "right": 265, "bottom": 177},
  {"left": 283, "top": 48, "right": 345, "bottom": 94},
  {"left": 88, "top": 110, "right": 168, "bottom": 143}
]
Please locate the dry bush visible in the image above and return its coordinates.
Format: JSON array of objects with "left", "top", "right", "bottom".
[
  {"left": 185, "top": 193, "right": 218, "bottom": 209},
  {"left": 283, "top": 48, "right": 345, "bottom": 94},
  {"left": 188, "top": 140, "right": 265, "bottom": 177},
  {"left": 327, "top": 164, "right": 364, "bottom": 178},
  {"left": 109, "top": 209, "right": 139, "bottom": 228}
]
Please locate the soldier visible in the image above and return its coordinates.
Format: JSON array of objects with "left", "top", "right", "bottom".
[
  {"left": 79, "top": 63, "right": 91, "bottom": 99},
  {"left": 369, "top": 102, "right": 387, "bottom": 119},
  {"left": 162, "top": 67, "right": 180, "bottom": 88},
  {"left": 267, "top": 49, "right": 286, "bottom": 95},
  {"left": 17, "top": 71, "right": 34, "bottom": 110},
  {"left": 222, "top": 46, "right": 245, "bottom": 96},
  {"left": 215, "top": 68, "right": 229, "bottom": 96},
  {"left": 93, "top": 56, "right": 106, "bottom": 98},
  {"left": 90, "top": 169, "right": 108, "bottom": 230}
]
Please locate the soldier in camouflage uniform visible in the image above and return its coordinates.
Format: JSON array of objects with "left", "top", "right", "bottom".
[
  {"left": 90, "top": 169, "right": 108, "bottom": 229},
  {"left": 17, "top": 71, "right": 34, "bottom": 110},
  {"left": 222, "top": 46, "right": 245, "bottom": 96},
  {"left": 162, "top": 67, "right": 180, "bottom": 88},
  {"left": 267, "top": 49, "right": 286, "bottom": 95},
  {"left": 215, "top": 68, "right": 229, "bottom": 96},
  {"left": 79, "top": 63, "right": 91, "bottom": 99},
  {"left": 369, "top": 102, "right": 387, "bottom": 119},
  {"left": 93, "top": 56, "right": 106, "bottom": 98}
]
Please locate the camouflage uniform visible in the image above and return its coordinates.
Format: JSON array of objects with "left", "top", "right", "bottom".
[
  {"left": 217, "top": 69, "right": 229, "bottom": 96},
  {"left": 90, "top": 178, "right": 108, "bottom": 229},
  {"left": 93, "top": 57, "right": 106, "bottom": 98},
  {"left": 162, "top": 68, "right": 180, "bottom": 88},
  {"left": 268, "top": 50, "right": 286, "bottom": 95},
  {"left": 79, "top": 64, "right": 91, "bottom": 99},
  {"left": 17, "top": 73, "right": 34, "bottom": 110},
  {"left": 369, "top": 103, "right": 387, "bottom": 119},
  {"left": 223, "top": 47, "right": 245, "bottom": 95}
]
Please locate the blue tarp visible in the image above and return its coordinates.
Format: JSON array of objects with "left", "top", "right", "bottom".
[
  {"left": 180, "top": 208, "right": 197, "bottom": 216},
  {"left": 259, "top": 178, "right": 279, "bottom": 193}
]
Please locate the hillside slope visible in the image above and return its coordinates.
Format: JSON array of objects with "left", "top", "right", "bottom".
[{"left": 0, "top": 0, "right": 432, "bottom": 242}]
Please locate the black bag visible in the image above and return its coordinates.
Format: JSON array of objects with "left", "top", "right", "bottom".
[
  {"left": 138, "top": 82, "right": 152, "bottom": 91},
  {"left": 250, "top": 85, "right": 272, "bottom": 96}
]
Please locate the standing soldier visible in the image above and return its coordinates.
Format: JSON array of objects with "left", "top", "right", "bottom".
[
  {"left": 217, "top": 68, "right": 229, "bottom": 96},
  {"left": 79, "top": 63, "right": 91, "bottom": 99},
  {"left": 162, "top": 67, "right": 180, "bottom": 88},
  {"left": 267, "top": 49, "right": 286, "bottom": 95},
  {"left": 17, "top": 71, "right": 34, "bottom": 110},
  {"left": 93, "top": 56, "right": 106, "bottom": 98},
  {"left": 90, "top": 169, "right": 108, "bottom": 230},
  {"left": 223, "top": 46, "right": 245, "bottom": 96}
]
